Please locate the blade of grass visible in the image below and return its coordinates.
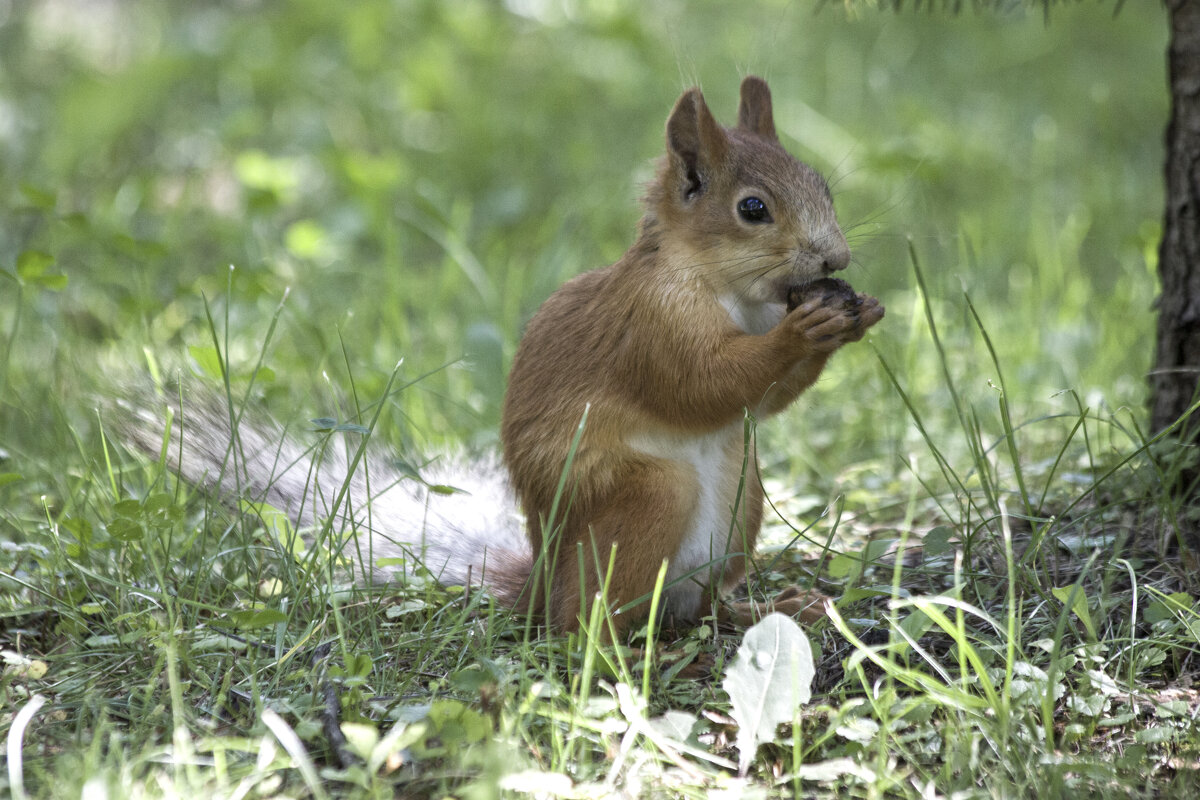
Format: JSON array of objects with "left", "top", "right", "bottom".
[
  {"left": 908, "top": 239, "right": 998, "bottom": 513},
  {"left": 964, "top": 291, "right": 1033, "bottom": 518},
  {"left": 6, "top": 694, "right": 46, "bottom": 800}
]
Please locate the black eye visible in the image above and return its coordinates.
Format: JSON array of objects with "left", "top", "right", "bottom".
[{"left": 737, "top": 196, "right": 771, "bottom": 223}]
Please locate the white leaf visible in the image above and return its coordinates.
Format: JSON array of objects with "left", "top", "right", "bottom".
[
  {"left": 647, "top": 710, "right": 701, "bottom": 746},
  {"left": 722, "top": 612, "right": 815, "bottom": 776},
  {"left": 793, "top": 757, "right": 877, "bottom": 782}
]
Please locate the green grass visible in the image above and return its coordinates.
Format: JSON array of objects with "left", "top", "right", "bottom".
[{"left": 3, "top": 1, "right": 1198, "bottom": 797}]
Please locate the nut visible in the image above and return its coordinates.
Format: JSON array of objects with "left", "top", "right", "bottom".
[{"left": 786, "top": 277, "right": 861, "bottom": 313}]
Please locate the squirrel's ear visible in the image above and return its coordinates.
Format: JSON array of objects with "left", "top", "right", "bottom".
[
  {"left": 737, "top": 76, "right": 777, "bottom": 140},
  {"left": 665, "top": 87, "right": 729, "bottom": 202}
]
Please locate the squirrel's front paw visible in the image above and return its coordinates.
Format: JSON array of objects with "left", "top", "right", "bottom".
[
  {"left": 786, "top": 290, "right": 884, "bottom": 352},
  {"left": 842, "top": 294, "right": 884, "bottom": 342}
]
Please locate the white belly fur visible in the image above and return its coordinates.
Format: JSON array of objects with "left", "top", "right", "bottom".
[
  {"left": 627, "top": 422, "right": 750, "bottom": 620},
  {"left": 719, "top": 293, "right": 786, "bottom": 336}
]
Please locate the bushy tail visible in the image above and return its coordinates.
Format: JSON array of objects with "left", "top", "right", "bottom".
[{"left": 118, "top": 390, "right": 532, "bottom": 606}]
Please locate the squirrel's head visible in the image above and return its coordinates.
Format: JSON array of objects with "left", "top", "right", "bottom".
[{"left": 645, "top": 76, "right": 850, "bottom": 318}]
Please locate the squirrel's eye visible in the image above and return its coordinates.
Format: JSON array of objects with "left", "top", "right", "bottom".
[{"left": 737, "top": 196, "right": 771, "bottom": 223}]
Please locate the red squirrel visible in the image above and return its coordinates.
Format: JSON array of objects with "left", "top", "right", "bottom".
[
  {"left": 125, "top": 76, "right": 882, "bottom": 637},
  {"left": 501, "top": 76, "right": 882, "bottom": 634}
]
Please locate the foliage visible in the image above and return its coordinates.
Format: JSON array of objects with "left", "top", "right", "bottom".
[
  {"left": 839, "top": 0, "right": 1127, "bottom": 14},
  {"left": 2, "top": 1, "right": 1194, "bottom": 798}
]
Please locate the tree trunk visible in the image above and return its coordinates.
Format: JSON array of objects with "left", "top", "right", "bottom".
[{"left": 1151, "top": 1, "right": 1200, "bottom": 444}]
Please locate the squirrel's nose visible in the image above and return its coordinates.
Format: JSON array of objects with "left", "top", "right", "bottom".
[{"left": 821, "top": 242, "right": 851, "bottom": 274}]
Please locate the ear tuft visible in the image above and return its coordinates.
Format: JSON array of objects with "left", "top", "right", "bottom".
[
  {"left": 737, "top": 76, "right": 777, "bottom": 140},
  {"left": 665, "top": 87, "right": 729, "bottom": 201}
]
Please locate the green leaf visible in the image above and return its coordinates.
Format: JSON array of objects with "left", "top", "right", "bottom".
[
  {"left": 924, "top": 525, "right": 955, "bottom": 557},
  {"left": 1134, "top": 726, "right": 1175, "bottom": 745},
  {"left": 837, "top": 587, "right": 892, "bottom": 604},
  {"left": 142, "top": 492, "right": 174, "bottom": 516},
  {"left": 344, "top": 653, "right": 373, "bottom": 678},
  {"left": 113, "top": 498, "right": 143, "bottom": 518},
  {"left": 1155, "top": 700, "right": 1189, "bottom": 718},
  {"left": 825, "top": 553, "right": 858, "bottom": 579},
  {"left": 827, "top": 538, "right": 893, "bottom": 581},
  {"left": 234, "top": 150, "right": 301, "bottom": 201},
  {"left": 426, "top": 699, "right": 490, "bottom": 750},
  {"left": 722, "top": 613, "right": 815, "bottom": 777},
  {"left": 240, "top": 500, "right": 294, "bottom": 540},
  {"left": 15, "top": 251, "right": 66, "bottom": 290},
  {"left": 188, "top": 345, "right": 224, "bottom": 379},
  {"left": 36, "top": 274, "right": 68, "bottom": 290},
  {"left": 391, "top": 458, "right": 423, "bottom": 481},
  {"left": 0, "top": 472, "right": 23, "bottom": 488},
  {"left": 1143, "top": 592, "right": 1194, "bottom": 624},
  {"left": 284, "top": 219, "right": 329, "bottom": 259},
  {"left": 85, "top": 634, "right": 120, "bottom": 648},
  {"left": 340, "top": 722, "right": 380, "bottom": 760},
  {"left": 16, "top": 250, "right": 53, "bottom": 280},
  {"left": 107, "top": 517, "right": 145, "bottom": 542},
  {"left": 19, "top": 184, "right": 57, "bottom": 210},
  {"left": 61, "top": 515, "right": 94, "bottom": 544},
  {"left": 1052, "top": 585, "right": 1097, "bottom": 640},
  {"left": 1066, "top": 692, "right": 1107, "bottom": 716},
  {"left": 898, "top": 607, "right": 935, "bottom": 643},
  {"left": 227, "top": 607, "right": 289, "bottom": 628},
  {"left": 1098, "top": 711, "right": 1137, "bottom": 728}
]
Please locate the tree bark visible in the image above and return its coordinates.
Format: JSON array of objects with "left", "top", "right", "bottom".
[{"left": 1151, "top": 1, "right": 1200, "bottom": 442}]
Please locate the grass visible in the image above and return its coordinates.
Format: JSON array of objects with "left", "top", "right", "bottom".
[{"left": 3, "top": 1, "right": 1198, "bottom": 797}]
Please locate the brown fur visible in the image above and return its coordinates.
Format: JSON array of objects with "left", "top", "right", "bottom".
[{"left": 501, "top": 77, "right": 884, "bottom": 635}]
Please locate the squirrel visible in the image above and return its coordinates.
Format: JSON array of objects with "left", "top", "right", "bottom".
[{"left": 123, "top": 76, "right": 883, "bottom": 638}]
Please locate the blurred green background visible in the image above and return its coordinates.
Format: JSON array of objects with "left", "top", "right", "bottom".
[{"left": 0, "top": 0, "right": 1168, "bottom": 480}]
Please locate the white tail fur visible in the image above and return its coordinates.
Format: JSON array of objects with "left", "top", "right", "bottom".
[{"left": 119, "top": 391, "right": 532, "bottom": 603}]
